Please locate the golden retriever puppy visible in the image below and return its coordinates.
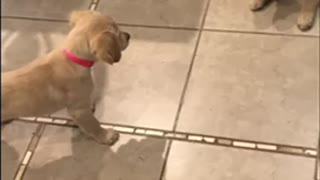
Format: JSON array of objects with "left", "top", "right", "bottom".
[
  {"left": 1, "top": 10, "right": 130, "bottom": 145},
  {"left": 250, "top": 0, "right": 319, "bottom": 31}
]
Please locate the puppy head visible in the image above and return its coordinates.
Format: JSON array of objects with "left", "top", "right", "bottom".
[
  {"left": 69, "top": 11, "right": 130, "bottom": 65},
  {"left": 90, "top": 30, "right": 130, "bottom": 65}
]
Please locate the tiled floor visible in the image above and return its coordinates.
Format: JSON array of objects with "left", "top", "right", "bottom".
[{"left": 1, "top": 0, "right": 319, "bottom": 180}]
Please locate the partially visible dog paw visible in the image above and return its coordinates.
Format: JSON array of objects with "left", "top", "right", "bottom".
[
  {"left": 250, "top": 0, "right": 267, "bottom": 11},
  {"left": 297, "top": 13, "right": 314, "bottom": 31},
  {"left": 96, "top": 129, "right": 120, "bottom": 146}
]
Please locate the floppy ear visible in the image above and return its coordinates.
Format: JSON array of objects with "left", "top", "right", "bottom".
[
  {"left": 69, "top": 10, "right": 93, "bottom": 28},
  {"left": 90, "top": 31, "right": 121, "bottom": 65}
]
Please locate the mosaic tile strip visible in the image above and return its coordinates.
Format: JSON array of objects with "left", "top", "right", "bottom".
[
  {"left": 13, "top": 124, "right": 46, "bottom": 180},
  {"left": 17, "top": 116, "right": 318, "bottom": 158}
]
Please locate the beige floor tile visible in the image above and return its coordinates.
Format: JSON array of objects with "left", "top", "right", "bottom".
[
  {"left": 164, "top": 141, "right": 316, "bottom": 180},
  {"left": 177, "top": 31, "right": 319, "bottom": 147},
  {"left": 1, "top": 19, "right": 68, "bottom": 72},
  {"left": 24, "top": 126, "right": 168, "bottom": 180},
  {"left": 1, "top": 0, "right": 90, "bottom": 20},
  {"left": 94, "top": 26, "right": 198, "bottom": 129},
  {"left": 205, "top": 0, "right": 319, "bottom": 36},
  {"left": 97, "top": 0, "right": 208, "bottom": 28},
  {"left": 1, "top": 122, "right": 37, "bottom": 180}
]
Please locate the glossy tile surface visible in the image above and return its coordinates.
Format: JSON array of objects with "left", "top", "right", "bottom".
[
  {"left": 1, "top": 122, "right": 37, "bottom": 180},
  {"left": 164, "top": 141, "right": 316, "bottom": 180},
  {"left": 24, "top": 126, "right": 168, "bottom": 180},
  {"left": 177, "top": 31, "right": 319, "bottom": 147},
  {"left": 1, "top": 19, "right": 68, "bottom": 72},
  {"left": 2, "top": 0, "right": 90, "bottom": 20},
  {"left": 94, "top": 27, "right": 198, "bottom": 129},
  {"left": 97, "top": 0, "right": 208, "bottom": 28},
  {"left": 1, "top": 0, "right": 319, "bottom": 179}
]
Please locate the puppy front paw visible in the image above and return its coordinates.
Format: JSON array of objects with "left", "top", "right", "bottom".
[
  {"left": 297, "top": 13, "right": 314, "bottom": 31},
  {"left": 96, "top": 129, "right": 120, "bottom": 146}
]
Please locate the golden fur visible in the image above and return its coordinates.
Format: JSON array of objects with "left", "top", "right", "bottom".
[{"left": 1, "top": 10, "right": 130, "bottom": 145}]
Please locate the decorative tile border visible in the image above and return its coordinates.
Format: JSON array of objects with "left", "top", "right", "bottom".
[
  {"left": 89, "top": 0, "right": 99, "bottom": 11},
  {"left": 13, "top": 124, "right": 46, "bottom": 180},
  {"left": 17, "top": 116, "right": 318, "bottom": 159}
]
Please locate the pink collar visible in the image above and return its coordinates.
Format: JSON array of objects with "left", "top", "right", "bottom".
[{"left": 63, "top": 49, "right": 94, "bottom": 68}]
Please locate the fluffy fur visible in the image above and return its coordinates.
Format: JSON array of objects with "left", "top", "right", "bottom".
[{"left": 1, "top": 11, "right": 130, "bottom": 145}]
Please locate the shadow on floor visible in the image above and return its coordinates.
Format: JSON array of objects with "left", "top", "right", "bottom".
[
  {"left": 1, "top": 141, "right": 20, "bottom": 180},
  {"left": 2, "top": 128, "right": 167, "bottom": 180}
]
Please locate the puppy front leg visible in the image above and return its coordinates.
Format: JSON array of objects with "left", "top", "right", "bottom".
[
  {"left": 250, "top": 0, "right": 272, "bottom": 11},
  {"left": 67, "top": 105, "right": 119, "bottom": 145},
  {"left": 297, "top": 0, "right": 319, "bottom": 31}
]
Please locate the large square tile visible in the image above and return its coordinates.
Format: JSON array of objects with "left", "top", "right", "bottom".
[
  {"left": 205, "top": 0, "right": 319, "bottom": 36},
  {"left": 1, "top": 19, "right": 68, "bottom": 72},
  {"left": 24, "top": 126, "right": 168, "bottom": 180},
  {"left": 97, "top": 0, "right": 208, "bottom": 28},
  {"left": 1, "top": 121, "right": 37, "bottom": 180},
  {"left": 164, "top": 141, "right": 316, "bottom": 180},
  {"left": 177, "top": 31, "right": 319, "bottom": 147},
  {"left": 94, "top": 26, "right": 198, "bottom": 129},
  {"left": 2, "top": 0, "right": 90, "bottom": 20}
]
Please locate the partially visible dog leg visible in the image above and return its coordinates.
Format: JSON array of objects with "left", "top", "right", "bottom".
[
  {"left": 250, "top": 0, "right": 272, "bottom": 11},
  {"left": 67, "top": 104, "right": 119, "bottom": 145},
  {"left": 297, "top": 0, "right": 319, "bottom": 31}
]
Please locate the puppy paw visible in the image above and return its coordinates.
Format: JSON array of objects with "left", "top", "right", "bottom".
[
  {"left": 250, "top": 0, "right": 267, "bottom": 11},
  {"left": 297, "top": 13, "right": 314, "bottom": 31},
  {"left": 96, "top": 129, "right": 120, "bottom": 146}
]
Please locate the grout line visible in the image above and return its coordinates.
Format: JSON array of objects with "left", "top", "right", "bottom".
[
  {"left": 158, "top": 0, "right": 212, "bottom": 178},
  {"left": 158, "top": 139, "right": 172, "bottom": 180},
  {"left": 172, "top": 0, "right": 211, "bottom": 133},
  {"left": 203, "top": 28, "right": 319, "bottom": 38},
  {"left": 1, "top": 16, "right": 68, "bottom": 23},
  {"left": 171, "top": 5, "right": 206, "bottom": 134},
  {"left": 16, "top": 116, "right": 318, "bottom": 158},
  {"left": 13, "top": 124, "right": 46, "bottom": 180},
  {"left": 1, "top": 16, "right": 319, "bottom": 38},
  {"left": 118, "top": 23, "right": 199, "bottom": 31}
]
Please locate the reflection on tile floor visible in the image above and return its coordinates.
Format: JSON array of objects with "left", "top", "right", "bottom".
[
  {"left": 23, "top": 126, "right": 168, "bottom": 180},
  {"left": 164, "top": 141, "right": 315, "bottom": 180},
  {"left": 177, "top": 31, "right": 319, "bottom": 147},
  {"left": 2, "top": 0, "right": 90, "bottom": 20},
  {"left": 1, "top": 0, "right": 319, "bottom": 179},
  {"left": 1, "top": 122, "right": 37, "bottom": 180}
]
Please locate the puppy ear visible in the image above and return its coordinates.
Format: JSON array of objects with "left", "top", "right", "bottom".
[
  {"left": 90, "top": 31, "right": 121, "bottom": 65},
  {"left": 69, "top": 10, "right": 92, "bottom": 28}
]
